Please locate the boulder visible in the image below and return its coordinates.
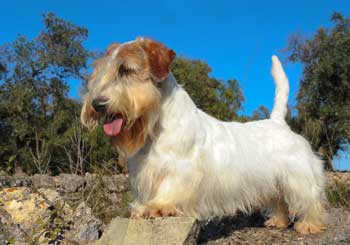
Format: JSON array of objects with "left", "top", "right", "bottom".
[
  {"left": 84, "top": 173, "right": 97, "bottom": 191},
  {"left": 0, "top": 207, "right": 27, "bottom": 244},
  {"left": 64, "top": 202, "right": 103, "bottom": 242},
  {"left": 32, "top": 174, "right": 55, "bottom": 189},
  {"left": 0, "top": 174, "right": 13, "bottom": 188},
  {"left": 0, "top": 187, "right": 72, "bottom": 244},
  {"left": 102, "top": 174, "right": 128, "bottom": 193},
  {"left": 60, "top": 174, "right": 84, "bottom": 193}
]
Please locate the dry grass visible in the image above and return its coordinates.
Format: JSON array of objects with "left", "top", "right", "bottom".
[
  {"left": 83, "top": 166, "right": 132, "bottom": 224},
  {"left": 326, "top": 182, "right": 350, "bottom": 209}
]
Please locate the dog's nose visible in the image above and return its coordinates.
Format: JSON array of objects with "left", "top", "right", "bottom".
[{"left": 92, "top": 97, "right": 108, "bottom": 113}]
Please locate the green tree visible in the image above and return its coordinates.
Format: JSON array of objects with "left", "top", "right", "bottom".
[
  {"left": 252, "top": 105, "right": 270, "bottom": 120},
  {"left": 287, "top": 12, "right": 350, "bottom": 169},
  {"left": 172, "top": 57, "right": 244, "bottom": 121},
  {"left": 0, "top": 13, "right": 92, "bottom": 173},
  {"left": 0, "top": 14, "right": 245, "bottom": 174}
]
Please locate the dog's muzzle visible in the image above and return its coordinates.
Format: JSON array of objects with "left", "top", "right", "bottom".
[{"left": 92, "top": 97, "right": 108, "bottom": 113}]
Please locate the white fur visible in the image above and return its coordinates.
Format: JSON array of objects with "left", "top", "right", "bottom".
[
  {"left": 270, "top": 55, "right": 290, "bottom": 122},
  {"left": 128, "top": 56, "right": 325, "bottom": 223},
  {"left": 108, "top": 40, "right": 138, "bottom": 65}
]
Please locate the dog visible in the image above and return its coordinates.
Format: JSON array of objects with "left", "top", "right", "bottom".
[{"left": 81, "top": 37, "right": 326, "bottom": 234}]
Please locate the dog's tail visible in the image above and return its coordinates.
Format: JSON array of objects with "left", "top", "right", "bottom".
[{"left": 270, "top": 55, "right": 289, "bottom": 122}]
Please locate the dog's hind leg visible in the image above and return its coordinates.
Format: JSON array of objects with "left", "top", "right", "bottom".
[
  {"left": 293, "top": 201, "right": 326, "bottom": 234},
  {"left": 282, "top": 167, "right": 326, "bottom": 234}
]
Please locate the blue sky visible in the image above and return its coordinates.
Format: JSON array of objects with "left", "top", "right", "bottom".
[{"left": 0, "top": 0, "right": 349, "bottom": 169}]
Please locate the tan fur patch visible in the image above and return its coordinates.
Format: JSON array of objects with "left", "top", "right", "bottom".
[
  {"left": 142, "top": 203, "right": 179, "bottom": 218},
  {"left": 294, "top": 222, "right": 326, "bottom": 234},
  {"left": 139, "top": 38, "right": 176, "bottom": 81},
  {"left": 112, "top": 117, "right": 147, "bottom": 155},
  {"left": 81, "top": 38, "right": 175, "bottom": 155},
  {"left": 265, "top": 198, "right": 289, "bottom": 228}
]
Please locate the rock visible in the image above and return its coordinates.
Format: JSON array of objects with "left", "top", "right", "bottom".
[
  {"left": 84, "top": 173, "right": 97, "bottom": 191},
  {"left": 0, "top": 187, "right": 73, "bottom": 244},
  {"left": 13, "top": 173, "right": 31, "bottom": 187},
  {"left": 102, "top": 174, "right": 128, "bottom": 193},
  {"left": 53, "top": 175, "right": 61, "bottom": 188},
  {"left": 95, "top": 217, "right": 199, "bottom": 245},
  {"left": 0, "top": 174, "right": 13, "bottom": 188},
  {"left": 0, "top": 207, "right": 27, "bottom": 244},
  {"left": 64, "top": 202, "right": 103, "bottom": 242},
  {"left": 37, "top": 188, "right": 65, "bottom": 205},
  {"left": 0, "top": 187, "right": 40, "bottom": 225},
  {"left": 32, "top": 174, "right": 55, "bottom": 189},
  {"left": 0, "top": 187, "right": 69, "bottom": 224},
  {"left": 60, "top": 174, "right": 84, "bottom": 193}
]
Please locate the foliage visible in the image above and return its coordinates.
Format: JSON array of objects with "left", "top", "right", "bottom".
[
  {"left": 0, "top": 13, "right": 117, "bottom": 174},
  {"left": 0, "top": 18, "right": 244, "bottom": 175},
  {"left": 172, "top": 57, "right": 244, "bottom": 121},
  {"left": 252, "top": 105, "right": 270, "bottom": 120},
  {"left": 286, "top": 12, "right": 350, "bottom": 169},
  {"left": 2, "top": 11, "right": 348, "bottom": 174}
]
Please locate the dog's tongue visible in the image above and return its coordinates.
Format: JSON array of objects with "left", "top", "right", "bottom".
[{"left": 103, "top": 118, "right": 123, "bottom": 136}]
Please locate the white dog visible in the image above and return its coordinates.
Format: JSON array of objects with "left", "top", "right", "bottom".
[{"left": 81, "top": 38, "right": 326, "bottom": 234}]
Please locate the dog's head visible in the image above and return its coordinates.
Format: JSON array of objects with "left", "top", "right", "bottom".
[{"left": 81, "top": 37, "right": 176, "bottom": 155}]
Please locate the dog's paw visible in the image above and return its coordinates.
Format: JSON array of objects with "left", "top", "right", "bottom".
[
  {"left": 142, "top": 203, "right": 179, "bottom": 219},
  {"left": 264, "top": 216, "right": 289, "bottom": 228},
  {"left": 294, "top": 222, "right": 326, "bottom": 234},
  {"left": 130, "top": 209, "right": 143, "bottom": 219}
]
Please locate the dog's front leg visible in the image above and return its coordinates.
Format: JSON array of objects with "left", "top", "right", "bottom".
[{"left": 131, "top": 176, "right": 194, "bottom": 219}]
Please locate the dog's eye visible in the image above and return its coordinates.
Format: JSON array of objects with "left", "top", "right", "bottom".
[{"left": 118, "top": 64, "right": 135, "bottom": 78}]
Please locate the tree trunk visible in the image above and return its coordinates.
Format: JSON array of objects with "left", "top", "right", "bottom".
[{"left": 318, "top": 146, "right": 334, "bottom": 171}]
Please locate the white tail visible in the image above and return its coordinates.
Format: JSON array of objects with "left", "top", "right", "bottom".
[{"left": 270, "top": 55, "right": 289, "bottom": 122}]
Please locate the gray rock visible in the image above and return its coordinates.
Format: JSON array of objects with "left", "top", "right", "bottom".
[
  {"left": 0, "top": 220, "right": 26, "bottom": 245},
  {"left": 60, "top": 174, "right": 84, "bottom": 193},
  {"left": 0, "top": 174, "right": 13, "bottom": 188},
  {"left": 64, "top": 202, "right": 103, "bottom": 242},
  {"left": 0, "top": 208, "right": 16, "bottom": 244},
  {"left": 94, "top": 217, "right": 199, "bottom": 245},
  {"left": 32, "top": 174, "right": 55, "bottom": 189},
  {"left": 13, "top": 174, "right": 31, "bottom": 187},
  {"left": 84, "top": 173, "right": 97, "bottom": 191},
  {"left": 0, "top": 197, "right": 35, "bottom": 245},
  {"left": 0, "top": 174, "right": 30, "bottom": 188},
  {"left": 102, "top": 175, "right": 128, "bottom": 193}
]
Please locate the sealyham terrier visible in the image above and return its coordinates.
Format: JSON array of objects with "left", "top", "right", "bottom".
[{"left": 81, "top": 37, "right": 326, "bottom": 234}]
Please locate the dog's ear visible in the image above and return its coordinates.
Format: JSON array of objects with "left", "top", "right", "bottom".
[{"left": 139, "top": 38, "right": 176, "bottom": 82}]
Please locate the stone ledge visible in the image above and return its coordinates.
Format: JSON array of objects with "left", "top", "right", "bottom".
[
  {"left": 0, "top": 173, "right": 129, "bottom": 194},
  {"left": 95, "top": 217, "right": 200, "bottom": 245}
]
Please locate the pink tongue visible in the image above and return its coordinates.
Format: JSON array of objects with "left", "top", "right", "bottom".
[{"left": 103, "top": 118, "right": 123, "bottom": 136}]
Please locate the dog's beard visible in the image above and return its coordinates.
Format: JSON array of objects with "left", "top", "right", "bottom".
[
  {"left": 82, "top": 75, "right": 162, "bottom": 156},
  {"left": 111, "top": 116, "right": 148, "bottom": 156}
]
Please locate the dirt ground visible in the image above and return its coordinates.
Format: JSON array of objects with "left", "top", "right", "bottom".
[{"left": 197, "top": 207, "right": 350, "bottom": 244}]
